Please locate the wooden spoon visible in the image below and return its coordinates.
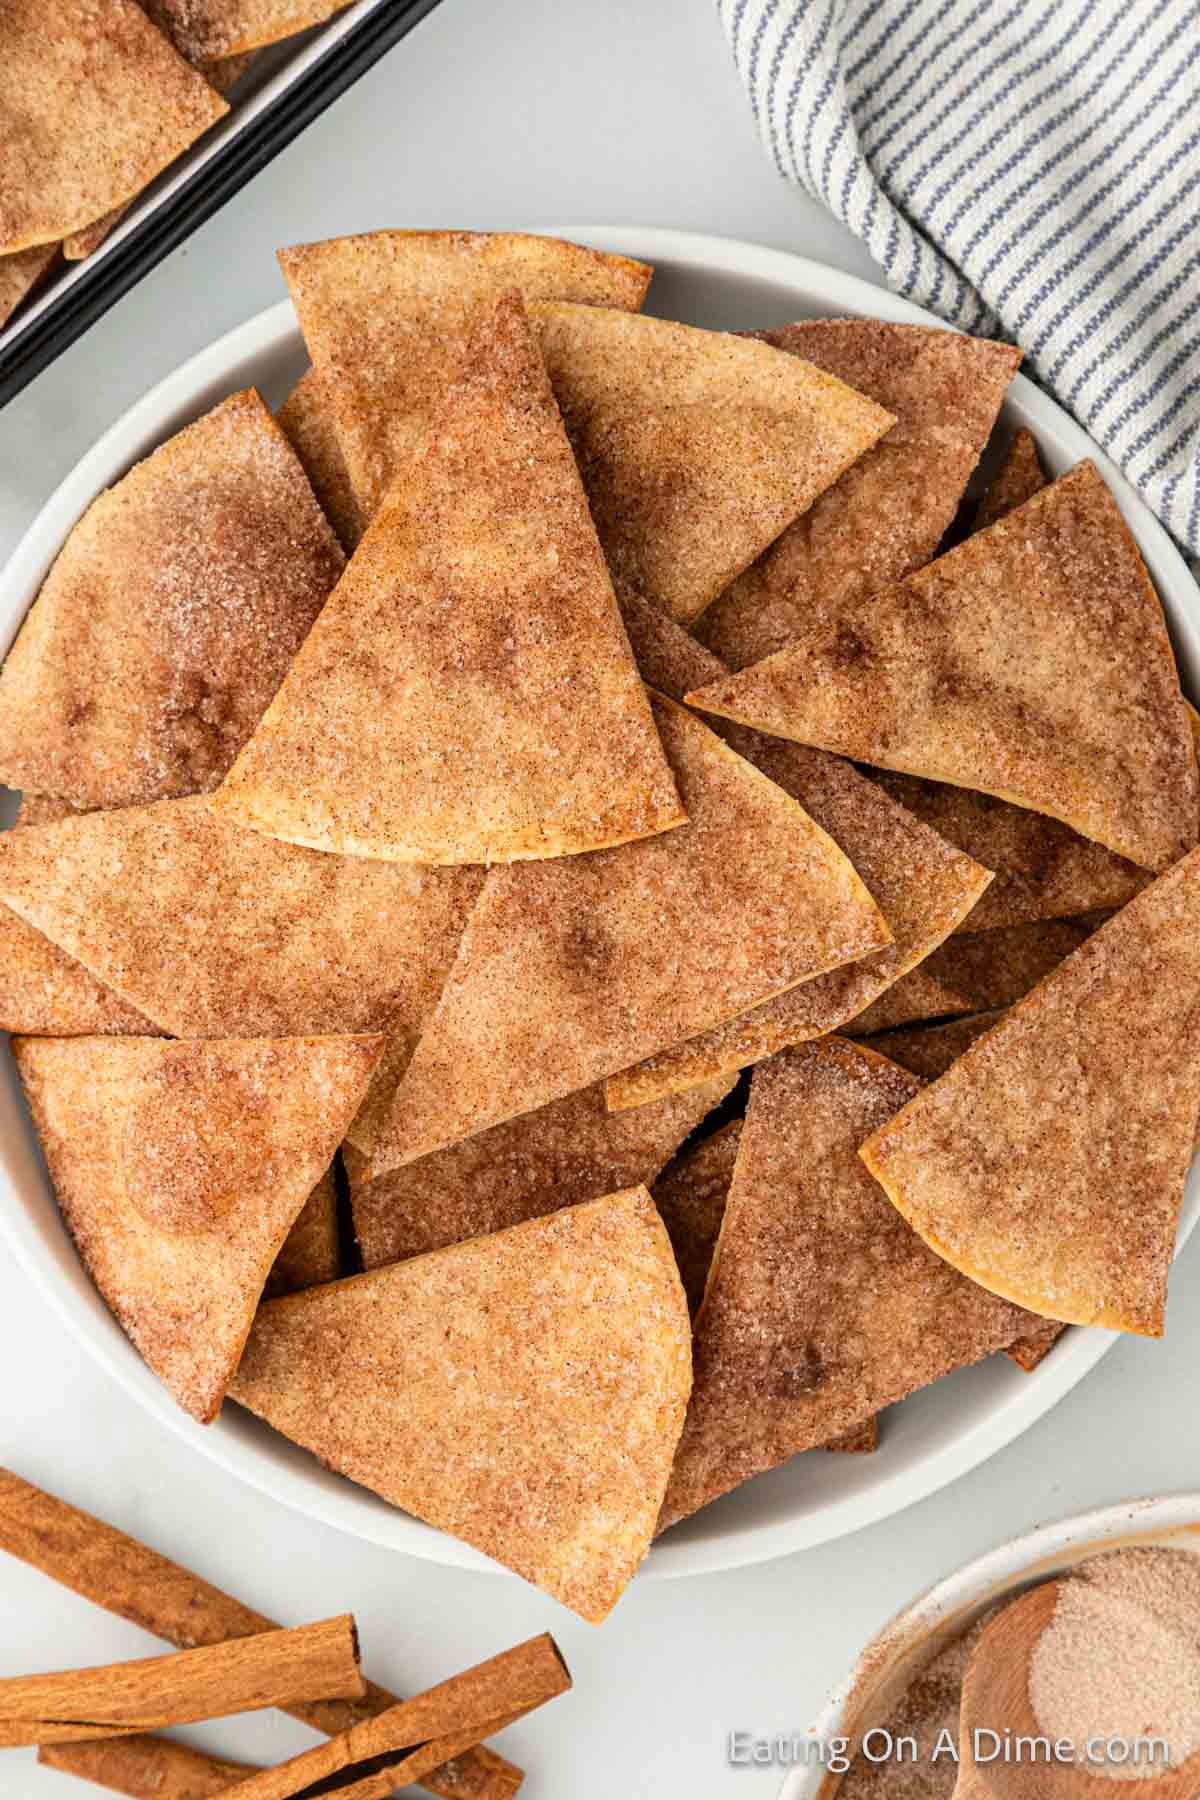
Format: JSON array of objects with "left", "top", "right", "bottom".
[{"left": 953, "top": 1579, "right": 1200, "bottom": 1797}]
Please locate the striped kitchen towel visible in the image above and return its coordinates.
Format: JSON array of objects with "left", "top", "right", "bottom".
[{"left": 720, "top": 0, "right": 1200, "bottom": 556}]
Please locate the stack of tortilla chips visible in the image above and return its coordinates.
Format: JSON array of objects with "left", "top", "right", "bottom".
[{"left": 2, "top": 229, "right": 1197, "bottom": 1622}]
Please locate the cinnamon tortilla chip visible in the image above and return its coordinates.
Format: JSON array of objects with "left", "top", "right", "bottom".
[
  {"left": 658, "top": 1040, "right": 1026, "bottom": 1529},
  {"left": 15, "top": 1033, "right": 383, "bottom": 1421},
  {"left": 264, "top": 1165, "right": 339, "bottom": 1299},
  {"left": 137, "top": 1, "right": 349, "bottom": 58},
  {"left": 1005, "top": 1319, "right": 1066, "bottom": 1373},
  {"left": 0, "top": 0, "right": 227, "bottom": 254},
  {"left": 280, "top": 230, "right": 651, "bottom": 517},
  {"left": 370, "top": 695, "right": 890, "bottom": 1174},
  {"left": 861, "top": 849, "right": 1200, "bottom": 1337},
  {"left": 0, "top": 244, "right": 58, "bottom": 328},
  {"left": 15, "top": 794, "right": 86, "bottom": 827},
  {"left": 277, "top": 368, "right": 363, "bottom": 550},
  {"left": 688, "top": 463, "right": 1199, "bottom": 873},
  {"left": 975, "top": 428, "right": 1045, "bottom": 531},
  {"left": 0, "top": 798, "right": 484, "bottom": 1041},
  {"left": 230, "top": 1188, "right": 691, "bottom": 1622},
  {"left": 529, "top": 302, "right": 895, "bottom": 625},
  {"left": 0, "top": 906, "right": 153, "bottom": 1036},
  {"left": 855, "top": 1011, "right": 1006, "bottom": 1080},
  {"left": 348, "top": 1074, "right": 733, "bottom": 1271},
  {"left": 604, "top": 597, "right": 991, "bottom": 1109},
  {"left": 214, "top": 295, "right": 684, "bottom": 865},
  {"left": 0, "top": 390, "right": 345, "bottom": 809},
  {"left": 847, "top": 912, "right": 1107, "bottom": 1035},
  {"left": 698, "top": 322, "right": 1019, "bottom": 668},
  {"left": 873, "top": 770, "right": 1149, "bottom": 933},
  {"left": 651, "top": 1119, "right": 742, "bottom": 1315},
  {"left": 828, "top": 1419, "right": 879, "bottom": 1453}
]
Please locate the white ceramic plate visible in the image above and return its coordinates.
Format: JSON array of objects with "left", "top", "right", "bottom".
[
  {"left": 780, "top": 1492, "right": 1200, "bottom": 1798},
  {"left": 1, "top": 227, "right": 1197, "bottom": 1583}
]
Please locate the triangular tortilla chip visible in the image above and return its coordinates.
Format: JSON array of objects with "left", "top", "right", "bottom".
[
  {"left": 688, "top": 463, "right": 1199, "bottom": 872},
  {"left": 861, "top": 849, "right": 1200, "bottom": 1336},
  {"left": 698, "top": 322, "right": 1020, "bottom": 668},
  {"left": 0, "top": 797, "right": 484, "bottom": 1040},
  {"left": 651, "top": 1119, "right": 743, "bottom": 1316},
  {"left": 847, "top": 912, "right": 1107, "bottom": 1035},
  {"left": 348, "top": 1073, "right": 733, "bottom": 1271},
  {"left": 0, "top": 0, "right": 227, "bottom": 254},
  {"left": 975, "top": 428, "right": 1045, "bottom": 531},
  {"left": 873, "top": 770, "right": 1149, "bottom": 933},
  {"left": 856, "top": 1010, "right": 1006, "bottom": 1081},
  {"left": 0, "top": 905, "right": 153, "bottom": 1037},
  {"left": 603, "top": 596, "right": 991, "bottom": 1108},
  {"left": 0, "top": 390, "right": 344, "bottom": 809},
  {"left": 658, "top": 1040, "right": 1028, "bottom": 1530},
  {"left": 0, "top": 243, "right": 58, "bottom": 328},
  {"left": 280, "top": 229, "right": 651, "bottom": 517},
  {"left": 138, "top": 0, "right": 347, "bottom": 58},
  {"left": 264, "top": 1165, "right": 339, "bottom": 1300},
  {"left": 529, "top": 303, "right": 895, "bottom": 625},
  {"left": 370, "top": 696, "right": 891, "bottom": 1173},
  {"left": 230, "top": 1188, "right": 691, "bottom": 1621},
  {"left": 214, "top": 295, "right": 685, "bottom": 865},
  {"left": 15, "top": 1033, "right": 383, "bottom": 1420},
  {"left": 277, "top": 368, "right": 364, "bottom": 550},
  {"left": 871, "top": 437, "right": 1150, "bottom": 931}
]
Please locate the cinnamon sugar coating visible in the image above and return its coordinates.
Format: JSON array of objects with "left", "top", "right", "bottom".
[
  {"left": 264, "top": 1164, "right": 339, "bottom": 1299},
  {"left": 0, "top": 0, "right": 227, "bottom": 253},
  {"left": 371, "top": 696, "right": 890, "bottom": 1173},
  {"left": 14, "top": 1034, "right": 383, "bottom": 1421},
  {"left": 0, "top": 390, "right": 344, "bottom": 809},
  {"left": 651, "top": 1119, "right": 743, "bottom": 1315},
  {"left": 659, "top": 1040, "right": 1026, "bottom": 1529},
  {"left": 689, "top": 463, "right": 1199, "bottom": 873},
  {"left": 141, "top": 0, "right": 348, "bottom": 59},
  {"left": 699, "top": 321, "right": 1020, "bottom": 668},
  {"left": 277, "top": 368, "right": 364, "bottom": 551},
  {"left": 975, "top": 427, "right": 1045, "bottom": 530},
  {"left": 605, "top": 596, "right": 990, "bottom": 1108},
  {"left": 348, "top": 1073, "right": 732, "bottom": 1270},
  {"left": 215, "top": 296, "right": 684, "bottom": 866},
  {"left": 280, "top": 230, "right": 651, "bottom": 518},
  {"left": 231, "top": 1189, "right": 691, "bottom": 1622},
  {"left": 0, "top": 797, "right": 483, "bottom": 1042},
  {"left": 0, "top": 243, "right": 58, "bottom": 327},
  {"left": 862, "top": 850, "right": 1200, "bottom": 1336},
  {"left": 530, "top": 303, "right": 895, "bottom": 626}
]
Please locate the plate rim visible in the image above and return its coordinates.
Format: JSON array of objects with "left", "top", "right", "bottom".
[{"left": 1, "top": 223, "right": 1196, "bottom": 1583}]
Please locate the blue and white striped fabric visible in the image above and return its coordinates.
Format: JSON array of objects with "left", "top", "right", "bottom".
[{"left": 719, "top": 0, "right": 1200, "bottom": 557}]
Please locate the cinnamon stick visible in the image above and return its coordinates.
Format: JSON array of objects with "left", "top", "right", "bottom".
[
  {"left": 40, "top": 1735, "right": 258, "bottom": 1797},
  {"left": 0, "top": 1468, "right": 521, "bottom": 1799},
  {"left": 220, "top": 1635, "right": 570, "bottom": 1800},
  {"left": 0, "top": 1615, "right": 363, "bottom": 1745}
]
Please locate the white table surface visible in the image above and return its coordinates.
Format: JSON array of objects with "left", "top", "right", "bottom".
[{"left": 2, "top": 2, "right": 1199, "bottom": 1795}]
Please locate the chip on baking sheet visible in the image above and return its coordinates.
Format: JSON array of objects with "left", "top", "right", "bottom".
[
  {"left": 369, "top": 696, "right": 891, "bottom": 1174},
  {"left": 688, "top": 463, "right": 1199, "bottom": 873},
  {"left": 0, "top": 798, "right": 484, "bottom": 1041},
  {"left": 603, "top": 596, "right": 991, "bottom": 1109},
  {"left": 348, "top": 1073, "right": 732, "bottom": 1271},
  {"left": 264, "top": 1164, "right": 339, "bottom": 1300},
  {"left": 280, "top": 229, "right": 652, "bottom": 518},
  {"left": 14, "top": 1034, "right": 383, "bottom": 1422},
  {"left": 0, "top": 244, "right": 58, "bottom": 328},
  {"left": 214, "top": 296, "right": 685, "bottom": 866},
  {"left": 698, "top": 322, "right": 1020, "bottom": 669},
  {"left": 975, "top": 428, "right": 1045, "bottom": 531},
  {"left": 0, "top": 0, "right": 227, "bottom": 255},
  {"left": 277, "top": 368, "right": 364, "bottom": 551},
  {"left": 861, "top": 849, "right": 1200, "bottom": 1337},
  {"left": 657, "top": 1040, "right": 1027, "bottom": 1530},
  {"left": 529, "top": 303, "right": 895, "bottom": 626},
  {"left": 0, "top": 391, "right": 344, "bottom": 810},
  {"left": 140, "top": 0, "right": 348, "bottom": 60},
  {"left": 230, "top": 1187, "right": 691, "bottom": 1622},
  {"left": 847, "top": 912, "right": 1107, "bottom": 1036}
]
